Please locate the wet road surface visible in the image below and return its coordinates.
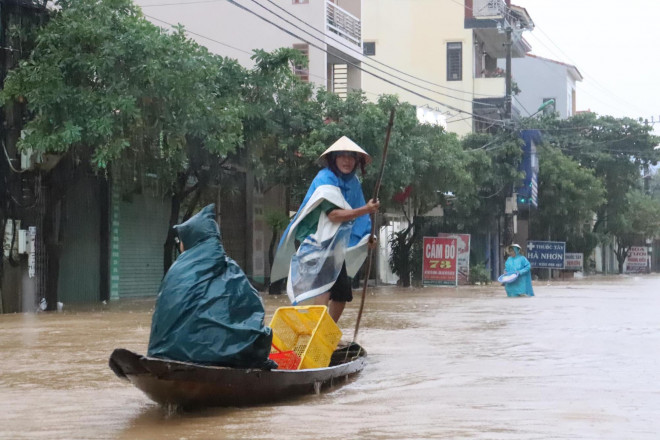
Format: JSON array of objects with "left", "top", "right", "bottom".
[{"left": 1, "top": 275, "right": 659, "bottom": 439}]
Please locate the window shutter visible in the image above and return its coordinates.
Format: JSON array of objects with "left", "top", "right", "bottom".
[{"left": 447, "top": 42, "right": 462, "bottom": 81}]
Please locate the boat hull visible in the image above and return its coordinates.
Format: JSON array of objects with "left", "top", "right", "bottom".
[{"left": 109, "top": 344, "right": 366, "bottom": 408}]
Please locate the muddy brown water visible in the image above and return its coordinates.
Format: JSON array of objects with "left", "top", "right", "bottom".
[{"left": 2, "top": 275, "right": 659, "bottom": 439}]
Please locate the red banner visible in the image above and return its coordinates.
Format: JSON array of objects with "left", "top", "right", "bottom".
[{"left": 422, "top": 237, "right": 458, "bottom": 286}]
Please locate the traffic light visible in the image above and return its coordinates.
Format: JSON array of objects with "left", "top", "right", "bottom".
[{"left": 516, "top": 180, "right": 534, "bottom": 205}]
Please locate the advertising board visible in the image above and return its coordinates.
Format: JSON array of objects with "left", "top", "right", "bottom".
[
  {"left": 437, "top": 233, "right": 470, "bottom": 285},
  {"left": 422, "top": 237, "right": 458, "bottom": 286},
  {"left": 526, "top": 241, "right": 566, "bottom": 269}
]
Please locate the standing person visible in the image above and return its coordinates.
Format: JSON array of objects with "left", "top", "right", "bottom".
[
  {"left": 270, "top": 136, "right": 380, "bottom": 322},
  {"left": 503, "top": 243, "right": 535, "bottom": 297},
  {"left": 148, "top": 204, "right": 276, "bottom": 369}
]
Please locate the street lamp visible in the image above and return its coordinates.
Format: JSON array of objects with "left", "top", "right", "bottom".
[{"left": 529, "top": 99, "right": 555, "bottom": 118}]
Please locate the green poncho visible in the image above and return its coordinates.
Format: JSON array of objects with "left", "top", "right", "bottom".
[{"left": 147, "top": 204, "right": 275, "bottom": 369}]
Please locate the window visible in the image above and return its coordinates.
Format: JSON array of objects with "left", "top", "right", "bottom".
[
  {"left": 292, "top": 44, "right": 309, "bottom": 82},
  {"left": 570, "top": 89, "right": 576, "bottom": 116},
  {"left": 363, "top": 42, "right": 376, "bottom": 56},
  {"left": 447, "top": 42, "right": 462, "bottom": 81}
]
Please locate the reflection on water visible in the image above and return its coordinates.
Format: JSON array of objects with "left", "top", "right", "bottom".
[{"left": 2, "top": 275, "right": 660, "bottom": 439}]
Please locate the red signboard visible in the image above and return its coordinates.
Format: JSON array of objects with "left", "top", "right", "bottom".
[
  {"left": 422, "top": 237, "right": 458, "bottom": 286},
  {"left": 437, "top": 233, "right": 470, "bottom": 284}
]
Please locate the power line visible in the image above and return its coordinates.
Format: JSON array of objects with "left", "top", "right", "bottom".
[
  {"left": 146, "top": 11, "right": 456, "bottom": 116},
  {"left": 450, "top": 0, "right": 650, "bottom": 121},
  {"left": 141, "top": 0, "right": 223, "bottom": 6},
  {"left": 143, "top": 0, "right": 501, "bottom": 102},
  {"left": 144, "top": 13, "right": 252, "bottom": 56},
  {"left": 144, "top": 0, "right": 501, "bottom": 124},
  {"left": 530, "top": 25, "right": 647, "bottom": 116},
  {"left": 245, "top": 0, "right": 487, "bottom": 107},
  {"left": 259, "top": 0, "right": 501, "bottom": 100},
  {"left": 222, "top": 0, "right": 503, "bottom": 125}
]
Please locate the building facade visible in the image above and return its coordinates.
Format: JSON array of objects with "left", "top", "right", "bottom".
[
  {"left": 510, "top": 54, "right": 583, "bottom": 119},
  {"left": 362, "top": 0, "right": 533, "bottom": 136},
  {"left": 136, "top": 0, "right": 364, "bottom": 96}
]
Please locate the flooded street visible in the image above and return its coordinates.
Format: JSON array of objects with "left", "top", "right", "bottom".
[{"left": 2, "top": 275, "right": 659, "bottom": 439}]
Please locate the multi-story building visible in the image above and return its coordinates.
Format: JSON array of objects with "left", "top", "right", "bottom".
[
  {"left": 362, "top": 0, "right": 534, "bottom": 136},
  {"left": 511, "top": 54, "right": 583, "bottom": 119},
  {"left": 137, "top": 0, "right": 364, "bottom": 97}
]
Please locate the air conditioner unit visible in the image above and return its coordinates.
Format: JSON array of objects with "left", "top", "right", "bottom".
[
  {"left": 20, "top": 149, "right": 34, "bottom": 170},
  {"left": 18, "top": 148, "right": 62, "bottom": 171}
]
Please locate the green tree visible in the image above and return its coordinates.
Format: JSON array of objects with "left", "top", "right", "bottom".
[
  {"left": 243, "top": 48, "right": 322, "bottom": 214},
  {"left": 1, "top": 0, "right": 245, "bottom": 305},
  {"left": 522, "top": 112, "right": 660, "bottom": 272},
  {"left": 449, "top": 131, "right": 525, "bottom": 232},
  {"left": 609, "top": 190, "right": 660, "bottom": 273},
  {"left": 531, "top": 144, "right": 605, "bottom": 258}
]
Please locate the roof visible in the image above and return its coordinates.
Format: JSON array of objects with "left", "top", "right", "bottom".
[
  {"left": 525, "top": 53, "right": 583, "bottom": 81},
  {"left": 510, "top": 4, "right": 534, "bottom": 30}
]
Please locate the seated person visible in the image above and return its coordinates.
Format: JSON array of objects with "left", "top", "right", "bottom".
[{"left": 147, "top": 204, "right": 276, "bottom": 369}]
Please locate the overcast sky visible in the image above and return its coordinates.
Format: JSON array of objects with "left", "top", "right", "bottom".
[{"left": 513, "top": 0, "right": 659, "bottom": 134}]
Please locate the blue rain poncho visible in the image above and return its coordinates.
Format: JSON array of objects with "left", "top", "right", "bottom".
[
  {"left": 504, "top": 247, "right": 535, "bottom": 297},
  {"left": 147, "top": 204, "right": 275, "bottom": 369},
  {"left": 270, "top": 167, "right": 371, "bottom": 305}
]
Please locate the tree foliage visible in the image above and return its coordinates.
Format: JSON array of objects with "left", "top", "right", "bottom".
[
  {"left": 609, "top": 189, "right": 660, "bottom": 273},
  {"left": 531, "top": 144, "right": 605, "bottom": 257},
  {"left": 1, "top": 0, "right": 244, "bottom": 172},
  {"left": 521, "top": 112, "right": 660, "bottom": 272},
  {"left": 0, "top": 0, "right": 249, "bottom": 297}
]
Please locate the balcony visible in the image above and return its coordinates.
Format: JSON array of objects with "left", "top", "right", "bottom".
[
  {"left": 326, "top": 0, "right": 361, "bottom": 47},
  {"left": 472, "top": 0, "right": 507, "bottom": 19},
  {"left": 474, "top": 77, "right": 506, "bottom": 97}
]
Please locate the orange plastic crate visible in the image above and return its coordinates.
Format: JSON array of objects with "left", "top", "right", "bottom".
[{"left": 268, "top": 349, "right": 301, "bottom": 370}]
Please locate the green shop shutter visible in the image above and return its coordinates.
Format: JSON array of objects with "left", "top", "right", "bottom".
[
  {"left": 58, "top": 176, "right": 101, "bottom": 304},
  {"left": 116, "top": 193, "right": 170, "bottom": 297}
]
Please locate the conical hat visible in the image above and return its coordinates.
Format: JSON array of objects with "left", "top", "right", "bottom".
[{"left": 319, "top": 136, "right": 372, "bottom": 165}]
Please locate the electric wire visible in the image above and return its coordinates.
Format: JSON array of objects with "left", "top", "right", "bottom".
[
  {"left": 247, "top": 0, "right": 493, "bottom": 107},
  {"left": 221, "top": 0, "right": 503, "bottom": 125},
  {"left": 144, "top": 13, "right": 252, "bottom": 56},
  {"left": 259, "top": 0, "right": 502, "bottom": 99},
  {"left": 139, "top": 0, "right": 222, "bottom": 6},
  {"left": 2, "top": 141, "right": 30, "bottom": 174},
  {"left": 143, "top": 13, "right": 452, "bottom": 112},
  {"left": 452, "top": 0, "right": 651, "bottom": 122},
  {"left": 142, "top": 0, "right": 503, "bottom": 126},
  {"left": 142, "top": 0, "right": 501, "bottom": 100},
  {"left": 531, "top": 25, "right": 647, "bottom": 116}
]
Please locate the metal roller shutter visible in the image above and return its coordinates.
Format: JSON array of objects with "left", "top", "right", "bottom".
[
  {"left": 58, "top": 176, "right": 101, "bottom": 304},
  {"left": 117, "top": 193, "right": 170, "bottom": 297}
]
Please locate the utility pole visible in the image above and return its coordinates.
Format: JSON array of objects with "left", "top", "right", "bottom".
[
  {"left": 502, "top": 25, "right": 514, "bottom": 256},
  {"left": 504, "top": 26, "right": 513, "bottom": 120}
]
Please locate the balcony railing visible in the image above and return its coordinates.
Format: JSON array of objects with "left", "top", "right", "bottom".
[
  {"left": 472, "top": 0, "right": 507, "bottom": 18},
  {"left": 326, "top": 0, "right": 361, "bottom": 47}
]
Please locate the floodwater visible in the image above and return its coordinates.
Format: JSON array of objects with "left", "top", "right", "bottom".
[{"left": 2, "top": 275, "right": 660, "bottom": 439}]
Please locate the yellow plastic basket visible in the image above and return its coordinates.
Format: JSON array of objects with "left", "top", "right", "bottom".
[{"left": 269, "top": 305, "right": 343, "bottom": 370}]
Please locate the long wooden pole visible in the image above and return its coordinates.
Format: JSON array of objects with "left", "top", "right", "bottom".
[{"left": 353, "top": 108, "right": 395, "bottom": 342}]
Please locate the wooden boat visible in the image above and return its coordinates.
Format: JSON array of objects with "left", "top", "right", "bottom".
[{"left": 108, "top": 343, "right": 367, "bottom": 409}]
